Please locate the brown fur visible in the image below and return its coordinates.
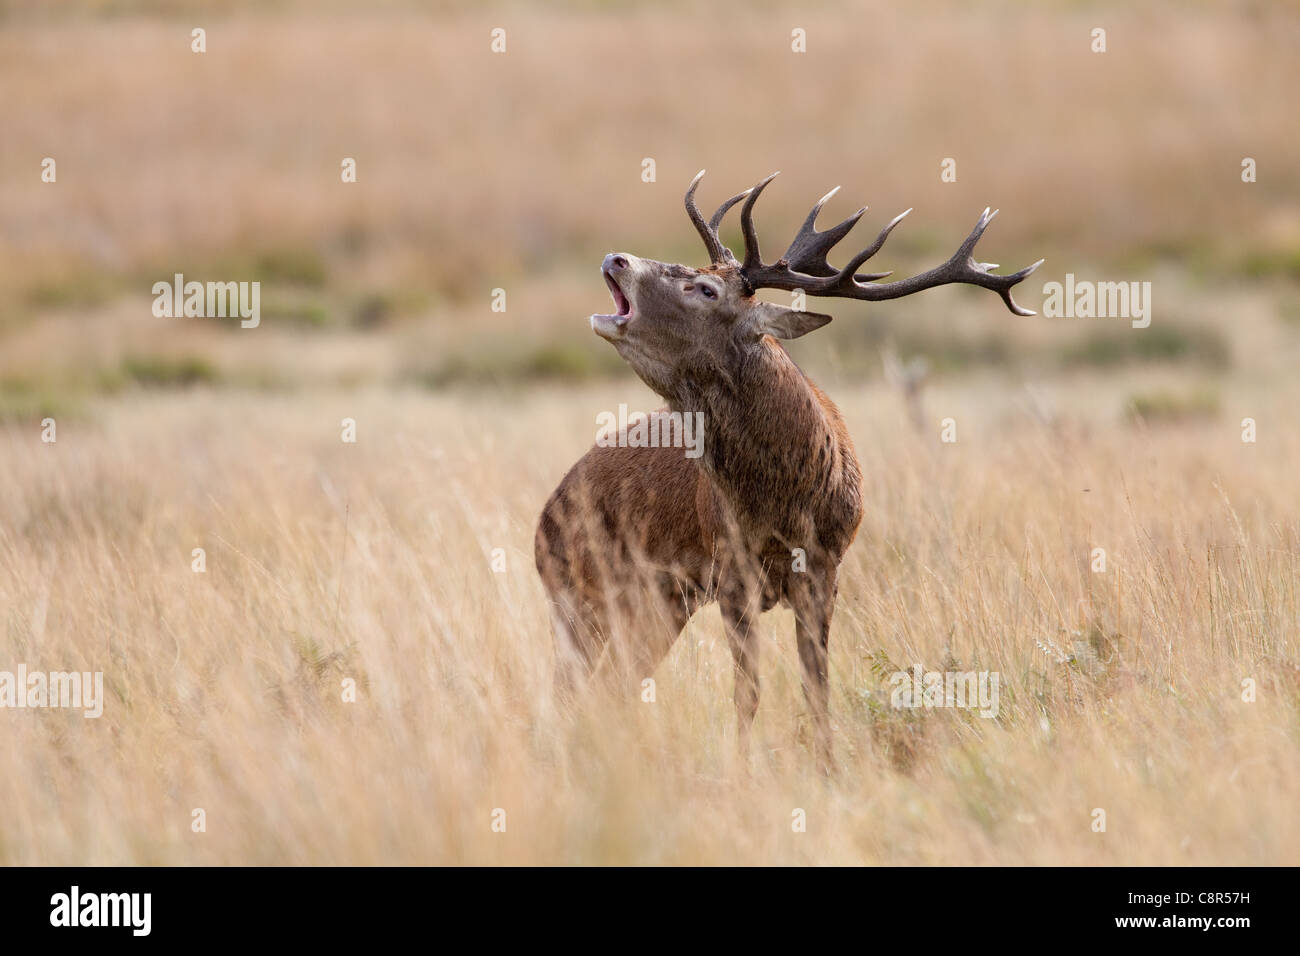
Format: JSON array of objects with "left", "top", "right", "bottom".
[{"left": 535, "top": 251, "right": 860, "bottom": 767}]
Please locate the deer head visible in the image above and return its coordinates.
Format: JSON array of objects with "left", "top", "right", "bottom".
[{"left": 591, "top": 170, "right": 1043, "bottom": 399}]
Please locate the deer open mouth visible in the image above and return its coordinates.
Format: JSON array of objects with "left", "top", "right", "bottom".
[
  {"left": 591, "top": 267, "right": 633, "bottom": 339},
  {"left": 601, "top": 268, "right": 631, "bottom": 318}
]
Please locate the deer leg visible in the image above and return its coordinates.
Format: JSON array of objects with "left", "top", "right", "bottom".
[
  {"left": 548, "top": 596, "right": 608, "bottom": 708},
  {"left": 560, "top": 571, "right": 697, "bottom": 704},
  {"left": 719, "top": 584, "right": 762, "bottom": 757},
  {"left": 608, "top": 581, "right": 692, "bottom": 696},
  {"left": 791, "top": 567, "right": 837, "bottom": 773}
]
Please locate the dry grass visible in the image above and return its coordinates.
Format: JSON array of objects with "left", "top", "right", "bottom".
[
  {"left": 2, "top": 0, "right": 1299, "bottom": 865},
  {"left": 1, "top": 376, "right": 1297, "bottom": 865}
]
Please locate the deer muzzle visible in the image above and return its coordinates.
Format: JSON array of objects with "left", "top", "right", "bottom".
[{"left": 591, "top": 253, "right": 635, "bottom": 340}]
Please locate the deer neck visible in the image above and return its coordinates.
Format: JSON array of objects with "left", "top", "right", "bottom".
[{"left": 671, "top": 337, "right": 841, "bottom": 538}]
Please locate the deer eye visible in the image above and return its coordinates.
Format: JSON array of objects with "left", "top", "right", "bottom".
[{"left": 700, "top": 285, "right": 717, "bottom": 299}]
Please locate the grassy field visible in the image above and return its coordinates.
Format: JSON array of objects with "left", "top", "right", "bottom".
[
  {"left": 1, "top": 0, "right": 1299, "bottom": 865},
  {"left": 2, "top": 367, "right": 1299, "bottom": 864}
]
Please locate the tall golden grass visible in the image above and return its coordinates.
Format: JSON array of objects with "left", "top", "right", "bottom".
[
  {"left": 1, "top": 0, "right": 1298, "bottom": 865},
  {"left": 1, "top": 376, "right": 1297, "bottom": 865}
]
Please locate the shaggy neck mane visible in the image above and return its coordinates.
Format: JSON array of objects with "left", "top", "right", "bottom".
[{"left": 671, "top": 337, "right": 844, "bottom": 538}]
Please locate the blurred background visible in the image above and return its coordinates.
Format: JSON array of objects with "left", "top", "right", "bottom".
[{"left": 2, "top": 0, "right": 1297, "bottom": 417}]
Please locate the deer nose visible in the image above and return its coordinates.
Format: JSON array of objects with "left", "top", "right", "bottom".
[{"left": 604, "top": 253, "right": 630, "bottom": 272}]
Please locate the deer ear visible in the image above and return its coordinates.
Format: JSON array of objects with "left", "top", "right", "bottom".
[{"left": 749, "top": 301, "right": 833, "bottom": 340}]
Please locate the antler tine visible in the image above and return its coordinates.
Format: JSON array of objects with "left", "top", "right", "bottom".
[
  {"left": 685, "top": 170, "right": 732, "bottom": 266},
  {"left": 835, "top": 208, "right": 911, "bottom": 282},
  {"left": 739, "top": 185, "right": 1043, "bottom": 315},
  {"left": 708, "top": 188, "right": 753, "bottom": 235},
  {"left": 780, "top": 187, "right": 870, "bottom": 278},
  {"left": 826, "top": 208, "right": 1045, "bottom": 314},
  {"left": 738, "top": 178, "right": 903, "bottom": 286},
  {"left": 738, "top": 172, "right": 781, "bottom": 274},
  {"left": 686, "top": 170, "right": 750, "bottom": 265}
]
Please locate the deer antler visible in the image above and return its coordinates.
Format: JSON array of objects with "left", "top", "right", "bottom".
[
  {"left": 684, "top": 170, "right": 752, "bottom": 266},
  {"left": 698, "top": 171, "right": 1045, "bottom": 315}
]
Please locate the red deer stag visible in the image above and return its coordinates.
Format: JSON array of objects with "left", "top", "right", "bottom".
[{"left": 535, "top": 171, "right": 1041, "bottom": 767}]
